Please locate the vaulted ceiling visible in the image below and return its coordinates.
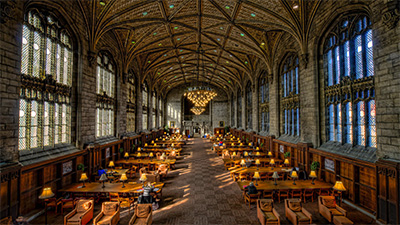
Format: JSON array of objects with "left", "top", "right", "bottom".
[{"left": 77, "top": 0, "right": 322, "bottom": 95}]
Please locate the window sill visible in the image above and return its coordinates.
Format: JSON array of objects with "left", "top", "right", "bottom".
[
  {"left": 19, "top": 143, "right": 80, "bottom": 166},
  {"left": 318, "top": 141, "right": 377, "bottom": 163},
  {"left": 277, "top": 134, "right": 301, "bottom": 144}
]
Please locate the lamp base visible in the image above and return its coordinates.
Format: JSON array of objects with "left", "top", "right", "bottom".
[
  {"left": 102, "top": 181, "right": 105, "bottom": 188},
  {"left": 121, "top": 182, "right": 126, "bottom": 188},
  {"left": 311, "top": 179, "right": 315, "bottom": 185},
  {"left": 293, "top": 180, "right": 296, "bottom": 185}
]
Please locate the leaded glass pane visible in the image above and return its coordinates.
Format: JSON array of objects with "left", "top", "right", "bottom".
[
  {"left": 355, "top": 35, "right": 364, "bottom": 79},
  {"left": 336, "top": 104, "right": 342, "bottom": 142},
  {"left": 329, "top": 104, "right": 335, "bottom": 141},
  {"left": 366, "top": 30, "right": 374, "bottom": 77},
  {"left": 345, "top": 102, "right": 352, "bottom": 144},
  {"left": 32, "top": 32, "right": 42, "bottom": 78},
  {"left": 335, "top": 46, "right": 340, "bottom": 84},
  {"left": 327, "top": 50, "right": 333, "bottom": 86},
  {"left": 357, "top": 101, "right": 366, "bottom": 146},
  {"left": 367, "top": 100, "right": 376, "bottom": 147},
  {"left": 21, "top": 25, "right": 30, "bottom": 75},
  {"left": 344, "top": 41, "right": 350, "bottom": 77},
  {"left": 296, "top": 108, "right": 300, "bottom": 136}
]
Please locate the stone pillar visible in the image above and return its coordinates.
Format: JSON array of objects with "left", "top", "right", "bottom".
[
  {"left": 148, "top": 91, "right": 153, "bottom": 130},
  {"left": 269, "top": 72, "right": 279, "bottom": 136},
  {"left": 156, "top": 95, "right": 160, "bottom": 128},
  {"left": 116, "top": 73, "right": 127, "bottom": 136},
  {"left": 233, "top": 93, "right": 237, "bottom": 127}
]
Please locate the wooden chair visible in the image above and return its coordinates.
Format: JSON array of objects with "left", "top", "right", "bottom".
[
  {"left": 263, "top": 190, "right": 274, "bottom": 199},
  {"left": 45, "top": 197, "right": 62, "bottom": 214},
  {"left": 119, "top": 195, "right": 135, "bottom": 215},
  {"left": 285, "top": 199, "right": 312, "bottom": 225},
  {"left": 109, "top": 193, "right": 120, "bottom": 202},
  {"left": 257, "top": 199, "right": 281, "bottom": 225},
  {"left": 291, "top": 189, "right": 303, "bottom": 199},
  {"left": 61, "top": 198, "right": 76, "bottom": 214},
  {"left": 129, "top": 204, "right": 152, "bottom": 225},
  {"left": 277, "top": 189, "right": 290, "bottom": 203},
  {"left": 303, "top": 189, "right": 314, "bottom": 203},
  {"left": 244, "top": 191, "right": 262, "bottom": 209},
  {"left": 0, "top": 216, "right": 12, "bottom": 225},
  {"left": 93, "top": 201, "right": 120, "bottom": 225},
  {"left": 126, "top": 166, "right": 137, "bottom": 179},
  {"left": 319, "top": 188, "right": 331, "bottom": 196},
  {"left": 318, "top": 196, "right": 347, "bottom": 223},
  {"left": 64, "top": 199, "right": 94, "bottom": 225}
]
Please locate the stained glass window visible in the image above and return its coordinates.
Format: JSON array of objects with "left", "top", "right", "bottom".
[
  {"left": 142, "top": 83, "right": 148, "bottom": 130},
  {"left": 324, "top": 15, "right": 375, "bottom": 148},
  {"left": 19, "top": 10, "right": 72, "bottom": 150},
  {"left": 281, "top": 54, "right": 300, "bottom": 136},
  {"left": 96, "top": 52, "right": 115, "bottom": 137},
  {"left": 246, "top": 82, "right": 252, "bottom": 129},
  {"left": 259, "top": 77, "right": 270, "bottom": 132}
]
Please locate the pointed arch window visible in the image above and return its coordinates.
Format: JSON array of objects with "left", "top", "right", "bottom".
[
  {"left": 281, "top": 54, "right": 300, "bottom": 136},
  {"left": 127, "top": 71, "right": 136, "bottom": 132},
  {"left": 96, "top": 52, "right": 115, "bottom": 137},
  {"left": 259, "top": 77, "right": 270, "bottom": 132},
  {"left": 152, "top": 92, "right": 156, "bottom": 128},
  {"left": 19, "top": 10, "right": 73, "bottom": 150},
  {"left": 324, "top": 15, "right": 375, "bottom": 148},
  {"left": 237, "top": 90, "right": 242, "bottom": 127},
  {"left": 159, "top": 97, "right": 162, "bottom": 127},
  {"left": 246, "top": 82, "right": 253, "bottom": 129},
  {"left": 142, "top": 83, "right": 148, "bottom": 130}
]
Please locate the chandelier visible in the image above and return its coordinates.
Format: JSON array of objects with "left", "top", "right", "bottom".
[
  {"left": 184, "top": 43, "right": 217, "bottom": 115},
  {"left": 190, "top": 106, "right": 206, "bottom": 115}
]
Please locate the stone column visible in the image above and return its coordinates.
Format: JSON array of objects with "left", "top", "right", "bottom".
[
  {"left": 241, "top": 91, "right": 246, "bottom": 129},
  {"left": 136, "top": 81, "right": 143, "bottom": 132},
  {"left": 252, "top": 82, "right": 259, "bottom": 132},
  {"left": 156, "top": 95, "right": 160, "bottom": 128},
  {"left": 148, "top": 91, "right": 152, "bottom": 130},
  {"left": 269, "top": 72, "right": 279, "bottom": 136}
]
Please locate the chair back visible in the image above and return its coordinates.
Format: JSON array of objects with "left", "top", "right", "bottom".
[
  {"left": 135, "top": 204, "right": 152, "bottom": 218},
  {"left": 319, "top": 195, "right": 336, "bottom": 207},
  {"left": 258, "top": 199, "right": 274, "bottom": 212},
  {"left": 109, "top": 192, "right": 119, "bottom": 202},
  {"left": 319, "top": 188, "right": 331, "bottom": 196},
  {"left": 102, "top": 201, "right": 119, "bottom": 216},
  {"left": 292, "top": 189, "right": 302, "bottom": 196},
  {"left": 279, "top": 189, "right": 290, "bottom": 196},
  {"left": 285, "top": 198, "right": 302, "bottom": 212},
  {"left": 76, "top": 199, "right": 93, "bottom": 213}
]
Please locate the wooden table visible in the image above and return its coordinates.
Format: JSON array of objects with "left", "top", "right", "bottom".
[
  {"left": 59, "top": 182, "right": 164, "bottom": 194},
  {"left": 230, "top": 166, "right": 291, "bottom": 174},
  {"left": 107, "top": 169, "right": 128, "bottom": 176},
  {"left": 223, "top": 158, "right": 283, "bottom": 165},
  {"left": 140, "top": 148, "right": 182, "bottom": 155},
  {"left": 116, "top": 158, "right": 176, "bottom": 169},
  {"left": 237, "top": 180, "right": 332, "bottom": 191}
]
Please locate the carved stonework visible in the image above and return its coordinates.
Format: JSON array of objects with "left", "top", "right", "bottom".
[
  {"left": 0, "top": 0, "right": 16, "bottom": 24},
  {"left": 383, "top": 9, "right": 400, "bottom": 29},
  {"left": 88, "top": 51, "right": 97, "bottom": 66},
  {"left": 300, "top": 53, "right": 309, "bottom": 69},
  {"left": 267, "top": 74, "right": 273, "bottom": 84}
]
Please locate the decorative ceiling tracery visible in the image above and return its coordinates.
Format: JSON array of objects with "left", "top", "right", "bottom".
[{"left": 76, "top": 0, "right": 322, "bottom": 95}]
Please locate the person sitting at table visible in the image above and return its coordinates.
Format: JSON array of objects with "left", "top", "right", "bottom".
[
  {"left": 298, "top": 166, "right": 308, "bottom": 180},
  {"left": 245, "top": 158, "right": 252, "bottom": 168},
  {"left": 98, "top": 167, "right": 106, "bottom": 177},
  {"left": 246, "top": 182, "right": 258, "bottom": 195},
  {"left": 138, "top": 182, "right": 155, "bottom": 204}
]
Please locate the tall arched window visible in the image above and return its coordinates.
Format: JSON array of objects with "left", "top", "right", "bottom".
[
  {"left": 96, "top": 52, "right": 115, "bottom": 137},
  {"left": 246, "top": 82, "right": 252, "bottom": 129},
  {"left": 127, "top": 71, "right": 136, "bottom": 132},
  {"left": 19, "top": 9, "right": 73, "bottom": 150},
  {"left": 142, "top": 83, "right": 148, "bottom": 130},
  {"left": 231, "top": 93, "right": 235, "bottom": 126},
  {"left": 324, "top": 15, "right": 375, "bottom": 147},
  {"left": 281, "top": 54, "right": 300, "bottom": 136},
  {"left": 237, "top": 90, "right": 242, "bottom": 127},
  {"left": 152, "top": 92, "right": 156, "bottom": 128},
  {"left": 259, "top": 77, "right": 269, "bottom": 132},
  {"left": 159, "top": 97, "right": 162, "bottom": 126}
]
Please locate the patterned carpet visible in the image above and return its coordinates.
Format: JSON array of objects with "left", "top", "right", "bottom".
[{"left": 30, "top": 137, "right": 377, "bottom": 224}]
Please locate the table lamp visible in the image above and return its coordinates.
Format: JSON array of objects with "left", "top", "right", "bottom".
[
  {"left": 151, "top": 140, "right": 154, "bottom": 144},
  {"left": 291, "top": 171, "right": 298, "bottom": 185},
  {"left": 309, "top": 170, "right": 317, "bottom": 185},
  {"left": 249, "top": 143, "right": 252, "bottom": 146},
  {"left": 171, "top": 143, "right": 174, "bottom": 148},
  {"left": 80, "top": 173, "right": 88, "bottom": 188},
  {"left": 256, "top": 152, "right": 260, "bottom": 156},
  {"left": 255, "top": 159, "right": 260, "bottom": 170},
  {"left": 270, "top": 159, "right": 275, "bottom": 169},
  {"left": 39, "top": 187, "right": 55, "bottom": 225},
  {"left": 256, "top": 147, "right": 259, "bottom": 150},
  {"left": 149, "top": 152, "right": 154, "bottom": 161},
  {"left": 163, "top": 138, "right": 165, "bottom": 141},
  {"left": 230, "top": 138, "right": 233, "bottom": 141},
  {"left": 138, "top": 147, "right": 141, "bottom": 151},
  {"left": 139, "top": 174, "right": 147, "bottom": 183},
  {"left": 268, "top": 151, "right": 273, "bottom": 157},
  {"left": 231, "top": 143, "right": 234, "bottom": 147},
  {"left": 154, "top": 143, "right": 157, "bottom": 147},
  {"left": 284, "top": 158, "right": 290, "bottom": 167},
  {"left": 253, "top": 172, "right": 260, "bottom": 186},
  {"left": 120, "top": 173, "right": 128, "bottom": 188},
  {"left": 333, "top": 181, "right": 346, "bottom": 205},
  {"left": 272, "top": 172, "right": 280, "bottom": 185},
  {"left": 156, "top": 138, "right": 158, "bottom": 141},
  {"left": 137, "top": 152, "right": 141, "bottom": 157},
  {"left": 99, "top": 173, "right": 108, "bottom": 188},
  {"left": 244, "top": 151, "right": 249, "bottom": 157},
  {"left": 124, "top": 152, "right": 129, "bottom": 161},
  {"left": 217, "top": 138, "right": 220, "bottom": 141},
  {"left": 145, "top": 143, "right": 148, "bottom": 147},
  {"left": 108, "top": 161, "right": 115, "bottom": 172},
  {"left": 232, "top": 152, "right": 236, "bottom": 157},
  {"left": 223, "top": 143, "right": 226, "bottom": 147},
  {"left": 240, "top": 159, "right": 246, "bottom": 167}
]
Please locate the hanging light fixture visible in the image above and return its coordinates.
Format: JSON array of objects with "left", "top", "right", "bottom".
[
  {"left": 184, "top": 43, "right": 217, "bottom": 115},
  {"left": 190, "top": 106, "right": 206, "bottom": 115}
]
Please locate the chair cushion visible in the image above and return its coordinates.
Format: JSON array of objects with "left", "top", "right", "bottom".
[
  {"left": 132, "top": 217, "right": 147, "bottom": 225},
  {"left": 136, "top": 204, "right": 151, "bottom": 218},
  {"left": 68, "top": 212, "right": 84, "bottom": 222},
  {"left": 76, "top": 201, "right": 91, "bottom": 213},
  {"left": 97, "top": 215, "right": 113, "bottom": 225},
  {"left": 289, "top": 201, "right": 302, "bottom": 212},
  {"left": 294, "top": 212, "right": 309, "bottom": 222},
  {"left": 329, "top": 208, "right": 344, "bottom": 216},
  {"left": 259, "top": 200, "right": 273, "bottom": 212},
  {"left": 263, "top": 212, "right": 278, "bottom": 222},
  {"left": 104, "top": 202, "right": 117, "bottom": 216},
  {"left": 323, "top": 197, "right": 336, "bottom": 208}
]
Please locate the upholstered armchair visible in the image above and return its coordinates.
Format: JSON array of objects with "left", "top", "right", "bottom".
[
  {"left": 257, "top": 199, "right": 281, "bottom": 225},
  {"left": 64, "top": 199, "right": 94, "bottom": 225},
  {"left": 93, "top": 202, "right": 120, "bottom": 225},
  {"left": 157, "top": 164, "right": 169, "bottom": 180},
  {"left": 139, "top": 167, "right": 160, "bottom": 183},
  {"left": 129, "top": 204, "right": 153, "bottom": 225},
  {"left": 318, "top": 196, "right": 347, "bottom": 222},
  {"left": 284, "top": 199, "right": 312, "bottom": 225}
]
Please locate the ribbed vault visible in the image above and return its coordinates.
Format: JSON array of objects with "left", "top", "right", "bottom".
[{"left": 76, "top": 0, "right": 322, "bottom": 96}]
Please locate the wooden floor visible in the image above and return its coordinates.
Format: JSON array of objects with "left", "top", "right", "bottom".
[{"left": 30, "top": 137, "right": 378, "bottom": 224}]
